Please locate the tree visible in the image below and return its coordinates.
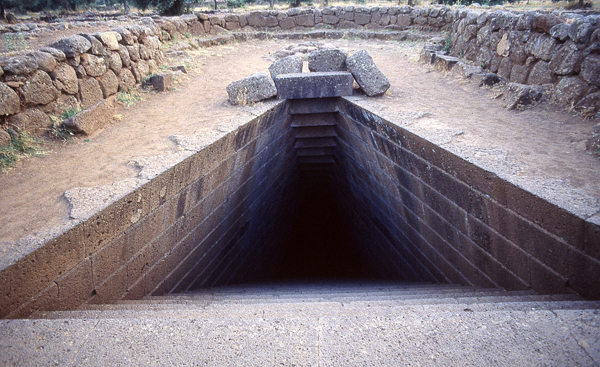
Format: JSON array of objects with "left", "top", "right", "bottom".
[{"left": 130, "top": 0, "right": 186, "bottom": 15}]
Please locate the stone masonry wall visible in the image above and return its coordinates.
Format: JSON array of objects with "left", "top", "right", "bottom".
[
  {"left": 1, "top": 6, "right": 599, "bottom": 143},
  {"left": 336, "top": 98, "right": 600, "bottom": 300},
  {"left": 449, "top": 10, "right": 600, "bottom": 108},
  {"left": 0, "top": 101, "right": 293, "bottom": 318}
]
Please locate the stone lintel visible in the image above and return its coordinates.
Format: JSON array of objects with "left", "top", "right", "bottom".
[{"left": 274, "top": 72, "right": 353, "bottom": 99}]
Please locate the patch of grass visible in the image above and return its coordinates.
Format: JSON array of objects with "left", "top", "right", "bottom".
[
  {"left": 184, "top": 31, "right": 192, "bottom": 38},
  {"left": 116, "top": 91, "right": 142, "bottom": 108},
  {"left": 3, "top": 33, "right": 28, "bottom": 52},
  {"left": 0, "top": 132, "right": 45, "bottom": 171},
  {"left": 60, "top": 107, "right": 81, "bottom": 121}
]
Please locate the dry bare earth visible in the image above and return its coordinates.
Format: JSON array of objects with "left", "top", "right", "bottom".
[{"left": 0, "top": 38, "right": 598, "bottom": 253}]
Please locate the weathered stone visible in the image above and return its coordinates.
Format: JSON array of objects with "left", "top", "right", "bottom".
[
  {"left": 355, "top": 13, "right": 371, "bottom": 25},
  {"left": 49, "top": 35, "right": 92, "bottom": 58},
  {"left": 43, "top": 94, "right": 80, "bottom": 117},
  {"left": 550, "top": 23, "right": 570, "bottom": 42},
  {"left": 274, "top": 72, "right": 353, "bottom": 99},
  {"left": 63, "top": 99, "right": 114, "bottom": 135},
  {"left": 419, "top": 43, "right": 443, "bottom": 65},
  {"left": 496, "top": 33, "right": 510, "bottom": 57},
  {"left": 504, "top": 82, "right": 543, "bottom": 109},
  {"left": 149, "top": 73, "right": 173, "bottom": 92},
  {"left": 139, "top": 44, "right": 151, "bottom": 60},
  {"left": 497, "top": 57, "right": 513, "bottom": 79},
  {"left": 308, "top": 49, "right": 348, "bottom": 72},
  {"left": 554, "top": 76, "right": 588, "bottom": 105},
  {"left": 568, "top": 16, "right": 598, "bottom": 44},
  {"left": 38, "top": 47, "right": 66, "bottom": 62},
  {"left": 51, "top": 64, "right": 79, "bottom": 95},
  {"left": 279, "top": 18, "right": 296, "bottom": 30},
  {"left": 133, "top": 60, "right": 150, "bottom": 82},
  {"left": 510, "top": 64, "right": 530, "bottom": 84},
  {"left": 127, "top": 44, "right": 141, "bottom": 63},
  {"left": 577, "top": 92, "right": 600, "bottom": 111},
  {"left": 580, "top": 55, "right": 600, "bottom": 86},
  {"left": 226, "top": 72, "right": 277, "bottom": 105},
  {"left": 6, "top": 108, "right": 51, "bottom": 135},
  {"left": 323, "top": 15, "right": 339, "bottom": 25},
  {"left": 338, "top": 21, "right": 359, "bottom": 29},
  {"left": 118, "top": 68, "right": 136, "bottom": 92},
  {"left": 108, "top": 52, "right": 123, "bottom": 74},
  {"left": 433, "top": 54, "right": 461, "bottom": 72},
  {"left": 527, "top": 61, "right": 554, "bottom": 85},
  {"left": 346, "top": 49, "right": 390, "bottom": 96},
  {"left": 294, "top": 14, "right": 315, "bottom": 27},
  {"left": 2, "top": 55, "right": 38, "bottom": 75},
  {"left": 481, "top": 73, "right": 502, "bottom": 87},
  {"left": 549, "top": 41, "right": 584, "bottom": 75},
  {"left": 97, "top": 69, "right": 119, "bottom": 98},
  {"left": 533, "top": 14, "right": 564, "bottom": 34},
  {"left": 114, "top": 27, "right": 134, "bottom": 45},
  {"left": 27, "top": 51, "right": 57, "bottom": 73},
  {"left": 269, "top": 55, "right": 303, "bottom": 80},
  {"left": 0, "top": 129, "right": 10, "bottom": 147},
  {"left": 66, "top": 55, "right": 80, "bottom": 68},
  {"left": 247, "top": 12, "right": 266, "bottom": 27},
  {"left": 0, "top": 82, "right": 20, "bottom": 115},
  {"left": 21, "top": 70, "right": 59, "bottom": 106},
  {"left": 118, "top": 45, "right": 131, "bottom": 67},
  {"left": 148, "top": 60, "right": 158, "bottom": 75},
  {"left": 96, "top": 32, "right": 121, "bottom": 51},
  {"left": 80, "top": 54, "right": 107, "bottom": 77},
  {"left": 529, "top": 34, "right": 559, "bottom": 62},
  {"left": 75, "top": 64, "right": 87, "bottom": 79},
  {"left": 78, "top": 78, "right": 104, "bottom": 109},
  {"left": 79, "top": 33, "right": 108, "bottom": 56}
]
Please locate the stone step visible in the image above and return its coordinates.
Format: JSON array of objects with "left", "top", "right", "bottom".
[
  {"left": 294, "top": 137, "right": 337, "bottom": 148},
  {"left": 293, "top": 125, "right": 337, "bottom": 138},
  {"left": 122, "top": 290, "right": 545, "bottom": 307},
  {"left": 32, "top": 298, "right": 600, "bottom": 321},
  {"left": 291, "top": 113, "right": 337, "bottom": 127},
  {"left": 78, "top": 291, "right": 575, "bottom": 313},
  {"left": 296, "top": 155, "right": 335, "bottom": 165},
  {"left": 164, "top": 285, "right": 510, "bottom": 301},
  {"left": 289, "top": 98, "right": 339, "bottom": 114},
  {"left": 295, "top": 147, "right": 337, "bottom": 156},
  {"left": 296, "top": 162, "right": 335, "bottom": 172},
  {"left": 13, "top": 307, "right": 599, "bottom": 366}
]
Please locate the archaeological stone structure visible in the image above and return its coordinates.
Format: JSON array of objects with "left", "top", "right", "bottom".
[{"left": 1, "top": 7, "right": 600, "bottom": 363}]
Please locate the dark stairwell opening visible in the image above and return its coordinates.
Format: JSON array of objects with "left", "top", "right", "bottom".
[{"left": 273, "top": 182, "right": 368, "bottom": 281}]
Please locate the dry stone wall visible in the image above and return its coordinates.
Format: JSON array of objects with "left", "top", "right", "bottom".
[
  {"left": 449, "top": 9, "right": 600, "bottom": 109},
  {"left": 1, "top": 6, "right": 599, "bottom": 142}
]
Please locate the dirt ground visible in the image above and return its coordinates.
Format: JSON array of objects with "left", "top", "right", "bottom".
[{"left": 0, "top": 37, "right": 599, "bottom": 249}]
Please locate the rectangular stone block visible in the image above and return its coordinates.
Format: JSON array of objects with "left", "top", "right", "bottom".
[{"left": 274, "top": 72, "right": 353, "bottom": 99}]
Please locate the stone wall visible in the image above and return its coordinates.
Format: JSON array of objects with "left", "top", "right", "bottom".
[
  {"left": 449, "top": 9, "right": 600, "bottom": 108},
  {"left": 3, "top": 95, "right": 599, "bottom": 319},
  {"left": 0, "top": 101, "right": 292, "bottom": 318}
]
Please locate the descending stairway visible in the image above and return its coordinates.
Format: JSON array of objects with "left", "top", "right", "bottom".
[{"left": 2, "top": 281, "right": 600, "bottom": 366}]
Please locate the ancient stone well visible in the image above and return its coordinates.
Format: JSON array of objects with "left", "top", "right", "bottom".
[{"left": 1, "top": 69, "right": 599, "bottom": 318}]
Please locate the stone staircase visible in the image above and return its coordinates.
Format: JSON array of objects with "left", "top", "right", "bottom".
[{"left": 2, "top": 281, "right": 600, "bottom": 365}]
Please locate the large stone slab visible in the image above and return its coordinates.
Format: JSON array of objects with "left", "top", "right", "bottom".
[
  {"left": 226, "top": 72, "right": 276, "bottom": 105},
  {"left": 63, "top": 99, "right": 114, "bottom": 135},
  {"left": 274, "top": 72, "right": 353, "bottom": 99},
  {"left": 268, "top": 55, "right": 303, "bottom": 80},
  {"left": 308, "top": 49, "right": 348, "bottom": 72},
  {"left": 346, "top": 49, "right": 390, "bottom": 96}
]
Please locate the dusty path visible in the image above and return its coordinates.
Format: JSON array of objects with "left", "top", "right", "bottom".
[{"left": 0, "top": 37, "right": 598, "bottom": 250}]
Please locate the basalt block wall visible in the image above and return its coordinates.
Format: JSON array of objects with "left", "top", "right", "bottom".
[{"left": 2, "top": 97, "right": 600, "bottom": 318}]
